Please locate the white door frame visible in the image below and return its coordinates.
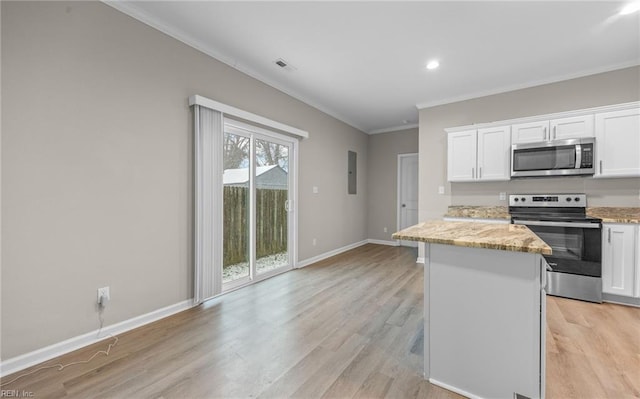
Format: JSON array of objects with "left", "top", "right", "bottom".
[{"left": 397, "top": 153, "right": 419, "bottom": 247}]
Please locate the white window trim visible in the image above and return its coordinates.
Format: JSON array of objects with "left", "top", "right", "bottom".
[{"left": 189, "top": 94, "right": 309, "bottom": 139}]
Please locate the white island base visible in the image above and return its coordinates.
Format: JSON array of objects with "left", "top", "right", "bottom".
[{"left": 422, "top": 243, "right": 546, "bottom": 399}]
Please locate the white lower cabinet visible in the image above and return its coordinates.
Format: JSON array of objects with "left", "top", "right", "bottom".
[{"left": 602, "top": 224, "right": 638, "bottom": 298}]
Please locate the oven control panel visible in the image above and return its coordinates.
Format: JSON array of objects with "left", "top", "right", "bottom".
[{"left": 508, "top": 194, "right": 586, "bottom": 207}]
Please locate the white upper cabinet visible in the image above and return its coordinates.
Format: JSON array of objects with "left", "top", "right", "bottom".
[
  {"left": 512, "top": 116, "right": 594, "bottom": 144},
  {"left": 448, "top": 130, "right": 477, "bottom": 182},
  {"left": 448, "top": 126, "right": 510, "bottom": 182},
  {"left": 477, "top": 126, "right": 511, "bottom": 181},
  {"left": 447, "top": 101, "right": 638, "bottom": 181},
  {"left": 594, "top": 107, "right": 640, "bottom": 178},
  {"left": 511, "top": 121, "right": 549, "bottom": 144},
  {"left": 550, "top": 115, "right": 594, "bottom": 140}
]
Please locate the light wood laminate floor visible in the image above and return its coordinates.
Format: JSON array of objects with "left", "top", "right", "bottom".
[{"left": 2, "top": 244, "right": 639, "bottom": 398}]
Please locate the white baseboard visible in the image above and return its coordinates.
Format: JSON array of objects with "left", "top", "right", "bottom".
[
  {"left": 367, "top": 239, "right": 399, "bottom": 246},
  {"left": 429, "top": 378, "right": 483, "bottom": 399},
  {"left": 0, "top": 299, "right": 193, "bottom": 377},
  {"left": 602, "top": 293, "right": 640, "bottom": 307},
  {"left": 296, "top": 240, "right": 368, "bottom": 268}
]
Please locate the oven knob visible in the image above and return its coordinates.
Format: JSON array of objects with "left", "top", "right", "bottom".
[
  {"left": 566, "top": 197, "right": 572, "bottom": 202},
  {"left": 514, "top": 197, "right": 519, "bottom": 202},
  {"left": 520, "top": 197, "right": 526, "bottom": 202},
  {"left": 574, "top": 197, "right": 580, "bottom": 202}
]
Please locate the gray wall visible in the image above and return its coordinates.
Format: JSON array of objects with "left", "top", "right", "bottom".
[
  {"left": 1, "top": 2, "right": 368, "bottom": 359},
  {"left": 366, "top": 128, "right": 418, "bottom": 241},
  {"left": 419, "top": 66, "right": 640, "bottom": 222}
]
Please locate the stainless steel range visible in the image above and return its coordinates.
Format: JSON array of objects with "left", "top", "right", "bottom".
[{"left": 509, "top": 194, "right": 602, "bottom": 303}]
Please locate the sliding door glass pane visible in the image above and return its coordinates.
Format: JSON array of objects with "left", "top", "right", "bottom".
[
  {"left": 222, "top": 132, "right": 250, "bottom": 284},
  {"left": 255, "top": 138, "right": 289, "bottom": 275}
]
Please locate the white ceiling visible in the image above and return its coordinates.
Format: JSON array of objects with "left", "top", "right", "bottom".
[{"left": 107, "top": 1, "right": 640, "bottom": 134}]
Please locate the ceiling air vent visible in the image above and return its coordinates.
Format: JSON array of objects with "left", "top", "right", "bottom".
[{"left": 274, "top": 58, "right": 297, "bottom": 72}]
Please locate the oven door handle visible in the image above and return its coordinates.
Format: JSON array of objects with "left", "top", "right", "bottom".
[{"left": 513, "top": 220, "right": 601, "bottom": 229}]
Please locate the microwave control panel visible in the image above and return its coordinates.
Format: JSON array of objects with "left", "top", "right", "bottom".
[{"left": 580, "top": 144, "right": 593, "bottom": 168}]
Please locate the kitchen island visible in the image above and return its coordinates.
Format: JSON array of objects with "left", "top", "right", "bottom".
[{"left": 393, "top": 221, "right": 551, "bottom": 399}]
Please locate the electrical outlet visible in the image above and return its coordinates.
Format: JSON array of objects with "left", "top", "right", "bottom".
[
  {"left": 312, "top": 238, "right": 317, "bottom": 246},
  {"left": 438, "top": 186, "right": 445, "bottom": 195},
  {"left": 499, "top": 192, "right": 506, "bottom": 201},
  {"left": 383, "top": 227, "right": 388, "bottom": 233},
  {"left": 97, "top": 286, "right": 110, "bottom": 307},
  {"left": 313, "top": 186, "right": 319, "bottom": 194}
]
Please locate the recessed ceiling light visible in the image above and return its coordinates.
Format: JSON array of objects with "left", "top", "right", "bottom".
[
  {"left": 426, "top": 60, "right": 440, "bottom": 70},
  {"left": 620, "top": 2, "right": 640, "bottom": 15}
]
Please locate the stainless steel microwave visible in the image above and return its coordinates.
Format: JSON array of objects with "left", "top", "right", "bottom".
[{"left": 511, "top": 137, "right": 595, "bottom": 177}]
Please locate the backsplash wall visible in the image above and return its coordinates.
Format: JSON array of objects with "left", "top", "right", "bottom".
[{"left": 450, "top": 177, "right": 640, "bottom": 207}]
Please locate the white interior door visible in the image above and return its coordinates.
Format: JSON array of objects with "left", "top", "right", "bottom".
[{"left": 398, "top": 154, "right": 419, "bottom": 247}]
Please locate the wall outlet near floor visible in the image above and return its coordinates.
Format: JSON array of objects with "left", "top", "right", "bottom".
[
  {"left": 312, "top": 238, "right": 317, "bottom": 246},
  {"left": 312, "top": 186, "right": 319, "bottom": 194},
  {"left": 383, "top": 227, "right": 388, "bottom": 233},
  {"left": 438, "top": 186, "right": 445, "bottom": 195},
  {"left": 499, "top": 192, "right": 506, "bottom": 201},
  {"left": 97, "top": 286, "right": 110, "bottom": 307}
]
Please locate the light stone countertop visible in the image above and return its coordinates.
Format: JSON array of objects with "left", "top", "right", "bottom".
[
  {"left": 445, "top": 205, "right": 640, "bottom": 224},
  {"left": 587, "top": 207, "right": 640, "bottom": 224},
  {"left": 444, "top": 205, "right": 510, "bottom": 220},
  {"left": 392, "top": 220, "right": 552, "bottom": 255}
]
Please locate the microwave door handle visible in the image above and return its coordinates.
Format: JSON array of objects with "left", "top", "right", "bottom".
[{"left": 575, "top": 144, "right": 582, "bottom": 169}]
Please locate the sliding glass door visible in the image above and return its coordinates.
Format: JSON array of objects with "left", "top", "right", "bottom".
[
  {"left": 222, "top": 121, "right": 294, "bottom": 290},
  {"left": 255, "top": 137, "right": 290, "bottom": 275}
]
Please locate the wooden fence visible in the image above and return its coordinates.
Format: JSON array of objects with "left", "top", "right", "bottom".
[{"left": 223, "top": 186, "right": 288, "bottom": 266}]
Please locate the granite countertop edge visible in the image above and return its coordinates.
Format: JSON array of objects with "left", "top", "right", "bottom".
[
  {"left": 444, "top": 205, "right": 640, "bottom": 224},
  {"left": 392, "top": 221, "right": 552, "bottom": 255}
]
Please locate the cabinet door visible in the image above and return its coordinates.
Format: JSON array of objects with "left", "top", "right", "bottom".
[
  {"left": 602, "top": 224, "right": 636, "bottom": 297},
  {"left": 550, "top": 115, "right": 594, "bottom": 140},
  {"left": 447, "top": 130, "right": 477, "bottom": 182},
  {"left": 595, "top": 108, "right": 640, "bottom": 178},
  {"left": 511, "top": 121, "right": 549, "bottom": 144},
  {"left": 636, "top": 226, "right": 640, "bottom": 298},
  {"left": 477, "top": 126, "right": 511, "bottom": 181}
]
